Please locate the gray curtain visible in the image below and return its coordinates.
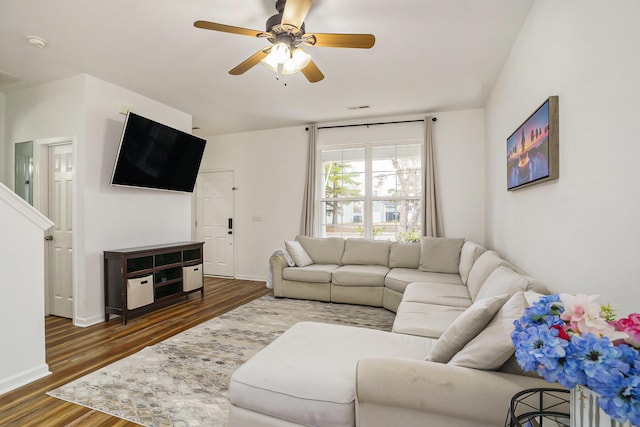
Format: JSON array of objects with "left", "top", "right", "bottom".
[
  {"left": 422, "top": 117, "right": 440, "bottom": 237},
  {"left": 300, "top": 124, "right": 317, "bottom": 236}
]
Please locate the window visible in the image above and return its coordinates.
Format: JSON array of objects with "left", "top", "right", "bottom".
[{"left": 319, "top": 143, "right": 422, "bottom": 241}]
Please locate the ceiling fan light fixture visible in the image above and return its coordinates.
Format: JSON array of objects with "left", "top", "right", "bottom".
[
  {"left": 282, "top": 58, "right": 299, "bottom": 75},
  {"left": 261, "top": 53, "right": 279, "bottom": 72},
  {"left": 270, "top": 42, "right": 290, "bottom": 64},
  {"left": 292, "top": 47, "right": 311, "bottom": 70}
]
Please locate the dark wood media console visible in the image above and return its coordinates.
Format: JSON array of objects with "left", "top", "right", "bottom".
[{"left": 104, "top": 241, "right": 205, "bottom": 324}]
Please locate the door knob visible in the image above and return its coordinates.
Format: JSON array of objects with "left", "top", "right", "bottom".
[{"left": 45, "top": 235, "right": 53, "bottom": 241}]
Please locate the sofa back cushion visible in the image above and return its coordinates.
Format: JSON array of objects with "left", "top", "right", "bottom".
[
  {"left": 466, "top": 251, "right": 515, "bottom": 301},
  {"left": 474, "top": 266, "right": 534, "bottom": 301},
  {"left": 296, "top": 236, "right": 345, "bottom": 265},
  {"left": 458, "top": 241, "right": 487, "bottom": 285},
  {"left": 418, "top": 237, "right": 465, "bottom": 274},
  {"left": 341, "top": 238, "right": 391, "bottom": 266},
  {"left": 448, "top": 291, "right": 527, "bottom": 370},
  {"left": 388, "top": 242, "right": 420, "bottom": 269}
]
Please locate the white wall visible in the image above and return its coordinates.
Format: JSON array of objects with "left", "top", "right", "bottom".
[
  {"left": 485, "top": 0, "right": 640, "bottom": 316},
  {"left": 1, "top": 92, "right": 6, "bottom": 183},
  {"left": 79, "top": 75, "right": 194, "bottom": 325},
  {"left": 201, "top": 109, "right": 485, "bottom": 280},
  {"left": 200, "top": 126, "right": 308, "bottom": 280},
  {"left": 6, "top": 74, "right": 194, "bottom": 326},
  {"left": 432, "top": 110, "right": 485, "bottom": 243}
]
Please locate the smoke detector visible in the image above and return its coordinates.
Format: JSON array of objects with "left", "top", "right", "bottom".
[{"left": 27, "top": 36, "right": 47, "bottom": 48}]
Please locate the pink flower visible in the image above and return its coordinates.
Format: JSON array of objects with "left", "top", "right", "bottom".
[
  {"left": 615, "top": 313, "right": 640, "bottom": 348},
  {"left": 559, "top": 293, "right": 628, "bottom": 341}
]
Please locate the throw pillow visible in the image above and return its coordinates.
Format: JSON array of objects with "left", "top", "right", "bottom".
[
  {"left": 474, "top": 266, "right": 532, "bottom": 301},
  {"left": 448, "top": 291, "right": 527, "bottom": 370},
  {"left": 428, "top": 294, "right": 509, "bottom": 363},
  {"left": 284, "top": 240, "right": 314, "bottom": 267},
  {"left": 419, "top": 236, "right": 465, "bottom": 274},
  {"left": 281, "top": 249, "right": 295, "bottom": 267}
]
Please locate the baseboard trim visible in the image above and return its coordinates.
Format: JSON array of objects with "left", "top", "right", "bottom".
[
  {"left": 0, "top": 363, "right": 51, "bottom": 396},
  {"left": 74, "top": 314, "right": 105, "bottom": 328},
  {"left": 234, "top": 274, "right": 267, "bottom": 282}
]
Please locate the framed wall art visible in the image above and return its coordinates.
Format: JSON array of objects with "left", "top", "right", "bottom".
[{"left": 507, "top": 96, "right": 559, "bottom": 190}]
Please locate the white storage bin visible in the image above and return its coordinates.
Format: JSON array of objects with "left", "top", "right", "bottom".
[
  {"left": 183, "top": 264, "right": 203, "bottom": 291},
  {"left": 127, "top": 274, "right": 154, "bottom": 309}
]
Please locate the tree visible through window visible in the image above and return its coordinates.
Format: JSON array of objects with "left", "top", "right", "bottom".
[{"left": 319, "top": 143, "right": 422, "bottom": 241}]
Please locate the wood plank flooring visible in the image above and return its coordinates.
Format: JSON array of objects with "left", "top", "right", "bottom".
[{"left": 0, "top": 277, "right": 271, "bottom": 427}]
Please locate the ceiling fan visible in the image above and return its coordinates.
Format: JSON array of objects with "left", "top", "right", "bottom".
[{"left": 194, "top": 0, "right": 375, "bottom": 83}]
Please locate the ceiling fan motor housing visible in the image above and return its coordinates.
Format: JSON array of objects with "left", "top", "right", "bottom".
[{"left": 267, "top": 0, "right": 305, "bottom": 33}]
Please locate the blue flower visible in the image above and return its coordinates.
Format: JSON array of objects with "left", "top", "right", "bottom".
[
  {"left": 597, "top": 372, "right": 640, "bottom": 426},
  {"left": 517, "top": 294, "right": 564, "bottom": 329},
  {"left": 566, "top": 334, "right": 632, "bottom": 391},
  {"left": 512, "top": 324, "right": 570, "bottom": 383}
]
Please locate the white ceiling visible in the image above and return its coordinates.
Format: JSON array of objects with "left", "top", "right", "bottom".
[{"left": 0, "top": 0, "right": 532, "bottom": 136}]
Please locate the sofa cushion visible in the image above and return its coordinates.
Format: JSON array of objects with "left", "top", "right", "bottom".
[
  {"left": 229, "top": 322, "right": 436, "bottom": 427},
  {"left": 388, "top": 242, "right": 420, "bottom": 269},
  {"left": 428, "top": 294, "right": 510, "bottom": 363},
  {"left": 296, "top": 235, "right": 345, "bottom": 265},
  {"left": 466, "top": 251, "right": 516, "bottom": 301},
  {"left": 458, "top": 241, "right": 487, "bottom": 285},
  {"left": 475, "top": 266, "right": 534, "bottom": 301},
  {"left": 341, "top": 238, "right": 391, "bottom": 266},
  {"left": 332, "top": 265, "right": 389, "bottom": 287},
  {"left": 392, "top": 302, "right": 466, "bottom": 338},
  {"left": 282, "top": 264, "right": 340, "bottom": 283},
  {"left": 449, "top": 291, "right": 527, "bottom": 370},
  {"left": 284, "top": 240, "right": 313, "bottom": 267},
  {"left": 384, "top": 268, "right": 463, "bottom": 293},
  {"left": 419, "top": 236, "right": 465, "bottom": 274},
  {"left": 401, "top": 282, "right": 472, "bottom": 308}
]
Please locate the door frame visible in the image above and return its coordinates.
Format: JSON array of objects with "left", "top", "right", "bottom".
[
  {"left": 33, "top": 136, "right": 78, "bottom": 320},
  {"left": 193, "top": 169, "right": 236, "bottom": 277}
]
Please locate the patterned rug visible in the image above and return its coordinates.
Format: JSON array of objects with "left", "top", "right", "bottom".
[{"left": 47, "top": 295, "right": 395, "bottom": 426}]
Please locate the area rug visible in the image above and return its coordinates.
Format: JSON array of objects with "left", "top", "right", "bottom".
[{"left": 47, "top": 295, "right": 395, "bottom": 426}]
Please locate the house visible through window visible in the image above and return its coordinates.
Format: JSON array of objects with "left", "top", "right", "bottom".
[{"left": 319, "top": 143, "right": 422, "bottom": 242}]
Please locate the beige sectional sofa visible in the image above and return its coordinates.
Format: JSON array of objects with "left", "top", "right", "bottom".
[{"left": 229, "top": 236, "right": 553, "bottom": 426}]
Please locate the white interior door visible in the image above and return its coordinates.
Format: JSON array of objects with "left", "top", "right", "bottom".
[
  {"left": 196, "top": 171, "right": 235, "bottom": 277},
  {"left": 47, "top": 143, "right": 74, "bottom": 318}
]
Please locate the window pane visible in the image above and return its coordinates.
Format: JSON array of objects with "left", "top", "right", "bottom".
[
  {"left": 321, "top": 148, "right": 364, "bottom": 199},
  {"left": 372, "top": 199, "right": 421, "bottom": 242},
  {"left": 372, "top": 145, "right": 421, "bottom": 198},
  {"left": 321, "top": 201, "right": 364, "bottom": 239}
]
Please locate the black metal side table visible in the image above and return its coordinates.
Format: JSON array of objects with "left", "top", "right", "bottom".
[{"left": 505, "top": 387, "right": 570, "bottom": 427}]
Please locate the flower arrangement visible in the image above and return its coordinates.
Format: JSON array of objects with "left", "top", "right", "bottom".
[{"left": 511, "top": 293, "right": 640, "bottom": 425}]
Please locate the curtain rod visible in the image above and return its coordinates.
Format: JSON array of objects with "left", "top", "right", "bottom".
[{"left": 305, "top": 117, "right": 436, "bottom": 131}]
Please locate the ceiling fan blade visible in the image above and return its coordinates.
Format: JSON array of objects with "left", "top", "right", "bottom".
[
  {"left": 281, "top": 0, "right": 313, "bottom": 29},
  {"left": 307, "top": 33, "right": 375, "bottom": 49},
  {"left": 229, "top": 48, "right": 271, "bottom": 75},
  {"left": 194, "top": 20, "right": 263, "bottom": 38},
  {"left": 301, "top": 59, "right": 324, "bottom": 83}
]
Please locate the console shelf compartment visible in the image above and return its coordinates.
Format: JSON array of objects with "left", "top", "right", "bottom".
[{"left": 104, "top": 241, "right": 204, "bottom": 325}]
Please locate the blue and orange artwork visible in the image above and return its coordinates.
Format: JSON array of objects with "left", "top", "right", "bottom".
[{"left": 507, "top": 101, "right": 550, "bottom": 189}]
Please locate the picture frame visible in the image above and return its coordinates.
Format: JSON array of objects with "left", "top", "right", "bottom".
[{"left": 507, "top": 96, "right": 559, "bottom": 190}]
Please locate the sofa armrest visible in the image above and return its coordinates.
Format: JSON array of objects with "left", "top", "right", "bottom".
[
  {"left": 355, "top": 356, "right": 554, "bottom": 426},
  {"left": 270, "top": 253, "right": 287, "bottom": 297}
]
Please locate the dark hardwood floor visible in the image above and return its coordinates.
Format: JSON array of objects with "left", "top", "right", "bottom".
[{"left": 0, "top": 277, "right": 271, "bottom": 427}]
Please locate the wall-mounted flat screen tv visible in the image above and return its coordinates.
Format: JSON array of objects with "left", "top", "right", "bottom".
[{"left": 111, "top": 112, "right": 206, "bottom": 193}]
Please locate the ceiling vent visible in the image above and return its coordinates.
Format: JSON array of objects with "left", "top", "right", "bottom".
[{"left": 0, "top": 70, "right": 21, "bottom": 87}]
